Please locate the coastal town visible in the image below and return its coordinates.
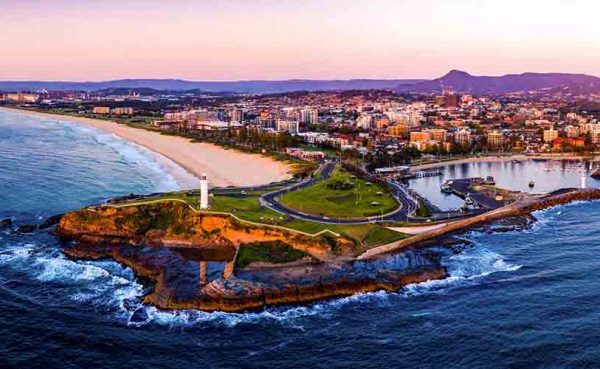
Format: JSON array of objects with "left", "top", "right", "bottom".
[
  {"left": 3, "top": 75, "right": 600, "bottom": 178},
  {"left": 4, "top": 79, "right": 600, "bottom": 312}
]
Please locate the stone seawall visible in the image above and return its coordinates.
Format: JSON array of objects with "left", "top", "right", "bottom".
[{"left": 358, "top": 188, "right": 600, "bottom": 260}]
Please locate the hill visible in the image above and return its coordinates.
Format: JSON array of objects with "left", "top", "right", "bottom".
[{"left": 395, "top": 70, "right": 600, "bottom": 95}]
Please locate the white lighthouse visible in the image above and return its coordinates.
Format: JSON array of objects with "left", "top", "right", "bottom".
[
  {"left": 581, "top": 173, "right": 587, "bottom": 189},
  {"left": 199, "top": 173, "right": 209, "bottom": 209}
]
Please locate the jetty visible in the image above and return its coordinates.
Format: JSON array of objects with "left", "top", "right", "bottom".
[{"left": 358, "top": 188, "right": 600, "bottom": 260}]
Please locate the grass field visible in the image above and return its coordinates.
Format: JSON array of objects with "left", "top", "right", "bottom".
[{"left": 278, "top": 165, "right": 398, "bottom": 219}]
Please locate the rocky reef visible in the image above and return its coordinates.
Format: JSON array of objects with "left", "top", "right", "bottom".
[{"left": 57, "top": 201, "right": 445, "bottom": 312}]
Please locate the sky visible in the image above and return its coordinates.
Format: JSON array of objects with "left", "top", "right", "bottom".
[{"left": 1, "top": 0, "right": 599, "bottom": 81}]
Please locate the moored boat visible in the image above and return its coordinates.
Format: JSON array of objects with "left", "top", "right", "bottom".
[
  {"left": 441, "top": 180, "right": 454, "bottom": 194},
  {"left": 592, "top": 169, "right": 600, "bottom": 179}
]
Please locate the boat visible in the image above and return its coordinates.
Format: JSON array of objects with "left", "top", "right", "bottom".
[
  {"left": 465, "top": 196, "right": 474, "bottom": 205},
  {"left": 529, "top": 180, "right": 535, "bottom": 188},
  {"left": 485, "top": 176, "right": 496, "bottom": 185},
  {"left": 592, "top": 169, "right": 600, "bottom": 180},
  {"left": 441, "top": 181, "right": 453, "bottom": 194}
]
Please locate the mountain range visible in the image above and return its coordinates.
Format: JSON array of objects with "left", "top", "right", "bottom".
[
  {"left": 395, "top": 70, "right": 600, "bottom": 95},
  {"left": 2, "top": 70, "right": 600, "bottom": 95},
  {"left": 0, "top": 79, "right": 424, "bottom": 94}
]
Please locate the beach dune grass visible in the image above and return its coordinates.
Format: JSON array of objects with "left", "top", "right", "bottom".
[{"left": 278, "top": 165, "right": 398, "bottom": 219}]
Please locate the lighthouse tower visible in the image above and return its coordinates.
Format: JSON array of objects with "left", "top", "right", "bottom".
[
  {"left": 581, "top": 173, "right": 587, "bottom": 189},
  {"left": 199, "top": 173, "right": 209, "bottom": 209}
]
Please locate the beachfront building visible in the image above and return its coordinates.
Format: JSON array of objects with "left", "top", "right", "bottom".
[
  {"left": 92, "top": 106, "right": 110, "bottom": 114},
  {"left": 197, "top": 121, "right": 243, "bottom": 131},
  {"left": 112, "top": 107, "right": 134, "bottom": 115},
  {"left": 5, "top": 92, "right": 39, "bottom": 103}
]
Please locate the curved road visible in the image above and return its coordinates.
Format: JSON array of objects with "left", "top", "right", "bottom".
[{"left": 258, "top": 162, "right": 464, "bottom": 225}]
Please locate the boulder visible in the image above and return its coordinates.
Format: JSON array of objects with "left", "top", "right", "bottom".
[{"left": 16, "top": 224, "right": 37, "bottom": 234}]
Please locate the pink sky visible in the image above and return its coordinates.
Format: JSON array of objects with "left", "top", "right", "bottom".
[{"left": 1, "top": 0, "right": 599, "bottom": 81}]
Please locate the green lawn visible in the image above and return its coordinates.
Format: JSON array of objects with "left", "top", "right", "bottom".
[
  {"left": 278, "top": 165, "right": 398, "bottom": 219},
  {"left": 235, "top": 241, "right": 313, "bottom": 268}
]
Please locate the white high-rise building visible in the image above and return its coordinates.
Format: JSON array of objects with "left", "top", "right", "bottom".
[{"left": 200, "top": 174, "right": 209, "bottom": 209}]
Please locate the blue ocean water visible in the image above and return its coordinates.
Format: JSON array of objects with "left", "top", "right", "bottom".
[{"left": 2, "top": 109, "right": 600, "bottom": 368}]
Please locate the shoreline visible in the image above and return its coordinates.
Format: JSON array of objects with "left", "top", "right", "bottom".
[
  {"left": 0, "top": 107, "right": 293, "bottom": 188},
  {"left": 410, "top": 154, "right": 597, "bottom": 171}
]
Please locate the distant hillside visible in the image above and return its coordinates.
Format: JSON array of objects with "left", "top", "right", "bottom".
[
  {"left": 395, "top": 70, "right": 600, "bottom": 95},
  {"left": 0, "top": 78, "right": 424, "bottom": 93}
]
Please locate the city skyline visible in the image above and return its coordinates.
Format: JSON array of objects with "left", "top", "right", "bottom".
[{"left": 2, "top": 0, "right": 599, "bottom": 81}]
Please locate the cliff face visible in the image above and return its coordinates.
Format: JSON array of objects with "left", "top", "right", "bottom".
[{"left": 57, "top": 202, "right": 354, "bottom": 261}]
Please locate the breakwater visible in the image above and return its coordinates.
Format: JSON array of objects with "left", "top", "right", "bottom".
[{"left": 358, "top": 188, "right": 600, "bottom": 260}]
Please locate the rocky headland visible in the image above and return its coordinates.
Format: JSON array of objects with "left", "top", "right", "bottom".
[{"left": 53, "top": 187, "right": 600, "bottom": 312}]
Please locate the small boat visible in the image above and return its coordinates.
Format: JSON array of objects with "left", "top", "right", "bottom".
[
  {"left": 592, "top": 169, "right": 600, "bottom": 180},
  {"left": 485, "top": 176, "right": 495, "bottom": 185},
  {"left": 465, "top": 197, "right": 474, "bottom": 205},
  {"left": 528, "top": 180, "right": 535, "bottom": 188},
  {"left": 441, "top": 182, "right": 453, "bottom": 194}
]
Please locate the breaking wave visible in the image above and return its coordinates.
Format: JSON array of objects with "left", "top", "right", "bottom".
[
  {"left": 0, "top": 240, "right": 523, "bottom": 329},
  {"left": 402, "top": 248, "right": 522, "bottom": 296}
]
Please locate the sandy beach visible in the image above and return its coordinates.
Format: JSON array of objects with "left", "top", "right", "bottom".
[{"left": 0, "top": 107, "right": 292, "bottom": 188}]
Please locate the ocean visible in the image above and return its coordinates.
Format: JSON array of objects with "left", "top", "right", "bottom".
[{"left": 1, "top": 109, "right": 600, "bottom": 368}]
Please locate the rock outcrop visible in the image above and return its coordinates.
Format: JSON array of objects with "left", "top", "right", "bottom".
[{"left": 59, "top": 202, "right": 442, "bottom": 312}]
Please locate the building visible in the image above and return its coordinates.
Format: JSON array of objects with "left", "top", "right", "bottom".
[
  {"left": 92, "top": 106, "right": 111, "bottom": 114},
  {"left": 112, "top": 107, "right": 134, "bottom": 115},
  {"left": 229, "top": 108, "right": 243, "bottom": 123},
  {"left": 5, "top": 92, "right": 39, "bottom": 103},
  {"left": 426, "top": 128, "right": 447, "bottom": 142},
  {"left": 543, "top": 128, "right": 559, "bottom": 143},
  {"left": 199, "top": 174, "right": 209, "bottom": 209},
  {"left": 454, "top": 128, "right": 472, "bottom": 145},
  {"left": 356, "top": 114, "right": 374, "bottom": 129},
  {"left": 285, "top": 147, "right": 326, "bottom": 161},
  {"left": 375, "top": 116, "right": 390, "bottom": 129},
  {"left": 444, "top": 91, "right": 459, "bottom": 108},
  {"left": 410, "top": 131, "right": 432, "bottom": 142},
  {"left": 387, "top": 124, "right": 409, "bottom": 137},
  {"left": 197, "top": 121, "right": 242, "bottom": 131},
  {"left": 591, "top": 127, "right": 600, "bottom": 144},
  {"left": 487, "top": 130, "right": 504, "bottom": 148},
  {"left": 300, "top": 108, "right": 319, "bottom": 124},
  {"left": 276, "top": 120, "right": 300, "bottom": 134},
  {"left": 565, "top": 125, "right": 580, "bottom": 138}
]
